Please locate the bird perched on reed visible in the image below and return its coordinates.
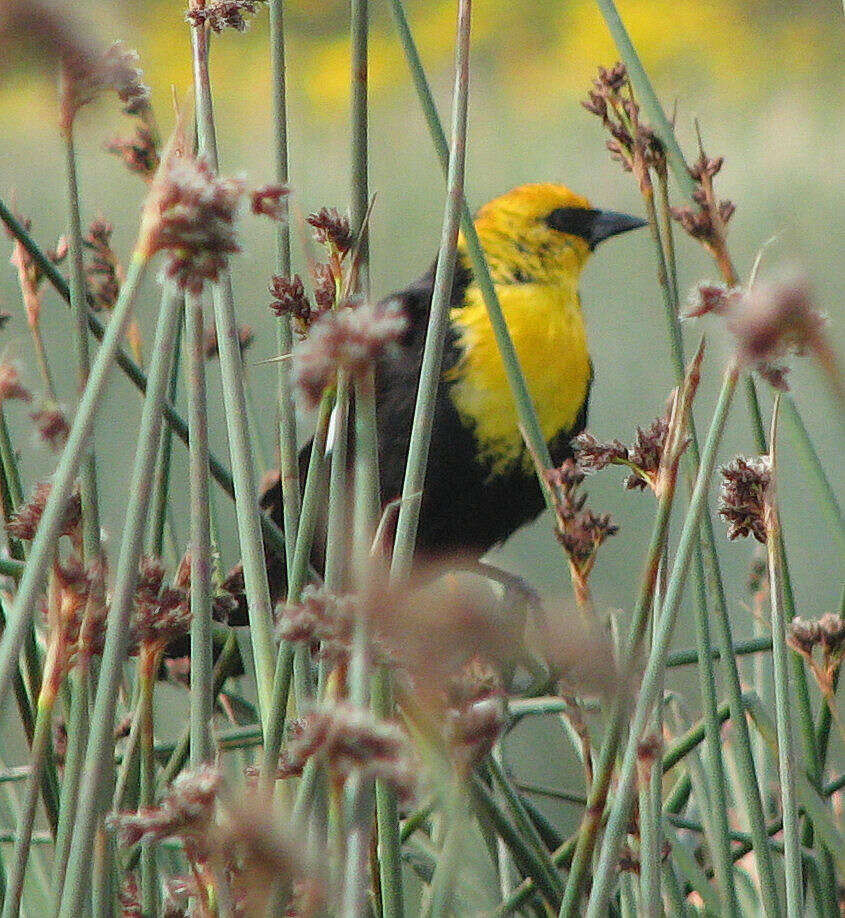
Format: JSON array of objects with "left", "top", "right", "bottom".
[{"left": 259, "top": 182, "right": 645, "bottom": 598}]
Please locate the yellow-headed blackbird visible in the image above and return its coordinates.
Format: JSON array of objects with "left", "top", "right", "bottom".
[{"left": 254, "top": 183, "right": 645, "bottom": 602}]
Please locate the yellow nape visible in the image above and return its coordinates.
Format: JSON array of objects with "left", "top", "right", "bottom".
[{"left": 448, "top": 183, "right": 595, "bottom": 473}]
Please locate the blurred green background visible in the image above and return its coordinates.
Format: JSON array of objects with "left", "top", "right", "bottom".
[{"left": 0, "top": 0, "right": 842, "bottom": 864}]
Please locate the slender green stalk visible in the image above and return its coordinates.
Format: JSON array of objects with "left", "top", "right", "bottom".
[
  {"left": 268, "top": 0, "right": 300, "bottom": 582},
  {"left": 147, "top": 320, "right": 182, "bottom": 559},
  {"left": 782, "top": 396, "right": 845, "bottom": 554},
  {"left": 470, "top": 775, "right": 562, "bottom": 910},
  {"left": 0, "top": 195, "right": 290, "bottom": 561},
  {"left": 0, "top": 252, "right": 148, "bottom": 712},
  {"left": 2, "top": 694, "right": 56, "bottom": 918},
  {"left": 261, "top": 389, "right": 335, "bottom": 790},
  {"left": 388, "top": 0, "right": 553, "bottom": 492},
  {"left": 57, "top": 282, "right": 183, "bottom": 918},
  {"left": 561, "top": 348, "right": 700, "bottom": 912},
  {"left": 137, "top": 660, "right": 158, "bottom": 916},
  {"left": 191, "top": 24, "right": 276, "bottom": 733},
  {"left": 665, "top": 634, "right": 772, "bottom": 667},
  {"left": 51, "top": 664, "right": 89, "bottom": 911},
  {"left": 765, "top": 399, "right": 802, "bottom": 914},
  {"left": 62, "top": 125, "right": 102, "bottom": 563},
  {"left": 583, "top": 362, "right": 746, "bottom": 918},
  {"left": 185, "top": 290, "right": 214, "bottom": 766}
]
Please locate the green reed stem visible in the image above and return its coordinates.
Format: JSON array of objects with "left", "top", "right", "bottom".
[
  {"left": 665, "top": 634, "right": 772, "bottom": 667},
  {"left": 642, "top": 185, "right": 737, "bottom": 913},
  {"left": 137, "top": 661, "right": 158, "bottom": 915},
  {"left": 186, "top": 290, "right": 214, "bottom": 766},
  {"left": 0, "top": 251, "right": 148, "bottom": 718},
  {"left": 561, "top": 346, "right": 700, "bottom": 913},
  {"left": 57, "top": 280, "right": 182, "bottom": 918},
  {"left": 765, "top": 399, "right": 803, "bottom": 914},
  {"left": 782, "top": 396, "right": 845, "bottom": 554},
  {"left": 147, "top": 320, "right": 182, "bottom": 560},
  {"left": 51, "top": 663, "right": 89, "bottom": 913},
  {"left": 261, "top": 388, "right": 335, "bottom": 791},
  {"left": 268, "top": 0, "right": 300, "bottom": 582},
  {"left": 192, "top": 24, "right": 276, "bottom": 734},
  {"left": 388, "top": 0, "right": 553, "bottom": 494},
  {"left": 2, "top": 692, "right": 56, "bottom": 918},
  {"left": 584, "top": 361, "right": 741, "bottom": 918},
  {"left": 0, "top": 195, "right": 289, "bottom": 562}
]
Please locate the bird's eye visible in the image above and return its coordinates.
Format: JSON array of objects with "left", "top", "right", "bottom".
[{"left": 545, "top": 207, "right": 600, "bottom": 240}]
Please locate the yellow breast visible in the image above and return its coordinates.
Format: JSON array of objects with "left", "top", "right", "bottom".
[{"left": 446, "top": 279, "right": 591, "bottom": 474}]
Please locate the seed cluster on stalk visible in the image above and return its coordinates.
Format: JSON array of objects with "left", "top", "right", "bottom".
[
  {"left": 186, "top": 0, "right": 267, "bottom": 34},
  {"left": 718, "top": 455, "right": 772, "bottom": 543}
]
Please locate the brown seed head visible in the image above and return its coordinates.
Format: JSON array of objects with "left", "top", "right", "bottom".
[
  {"left": 292, "top": 300, "right": 406, "bottom": 407},
  {"left": 269, "top": 273, "right": 318, "bottom": 337},
  {"left": 105, "top": 122, "right": 159, "bottom": 182},
  {"left": 61, "top": 41, "right": 150, "bottom": 131},
  {"left": 109, "top": 765, "right": 221, "bottom": 847},
  {"left": 718, "top": 455, "right": 772, "bottom": 543},
  {"left": 30, "top": 404, "right": 70, "bottom": 451},
  {"left": 310, "top": 262, "right": 337, "bottom": 311},
  {"left": 187, "top": 0, "right": 266, "bottom": 33},
  {"left": 276, "top": 585, "right": 356, "bottom": 668},
  {"left": 144, "top": 153, "right": 245, "bottom": 293},
  {"left": 0, "top": 362, "right": 32, "bottom": 402},
  {"left": 7, "top": 481, "right": 81, "bottom": 542},
  {"left": 129, "top": 556, "right": 191, "bottom": 655},
  {"left": 307, "top": 207, "right": 353, "bottom": 255},
  {"left": 250, "top": 184, "right": 289, "bottom": 221},
  {"left": 83, "top": 218, "right": 121, "bottom": 310}
]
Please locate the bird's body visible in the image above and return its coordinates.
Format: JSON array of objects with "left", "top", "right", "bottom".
[{"left": 262, "top": 183, "right": 644, "bottom": 591}]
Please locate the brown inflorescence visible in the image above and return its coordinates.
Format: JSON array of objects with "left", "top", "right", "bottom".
[
  {"left": 269, "top": 273, "right": 323, "bottom": 338},
  {"left": 583, "top": 63, "right": 664, "bottom": 193},
  {"left": 60, "top": 41, "right": 150, "bottom": 132},
  {"left": 573, "top": 414, "right": 671, "bottom": 493},
  {"left": 292, "top": 300, "right": 406, "bottom": 407},
  {"left": 788, "top": 613, "right": 845, "bottom": 697},
  {"left": 278, "top": 703, "right": 417, "bottom": 801},
  {"left": 670, "top": 152, "right": 735, "bottom": 248},
  {"left": 276, "top": 585, "right": 357, "bottom": 668},
  {"left": 30, "top": 404, "right": 70, "bottom": 451},
  {"left": 307, "top": 207, "right": 354, "bottom": 255},
  {"left": 7, "top": 481, "right": 81, "bottom": 543},
  {"left": 83, "top": 218, "right": 121, "bottom": 310},
  {"left": 250, "top": 184, "right": 288, "bottom": 221},
  {"left": 718, "top": 455, "right": 772, "bottom": 543},
  {"left": 109, "top": 765, "right": 222, "bottom": 847},
  {"left": 544, "top": 459, "right": 619, "bottom": 574},
  {"left": 0, "top": 362, "right": 32, "bottom": 402},
  {"left": 186, "top": 0, "right": 266, "bottom": 33},
  {"left": 144, "top": 152, "right": 245, "bottom": 293},
  {"left": 128, "top": 556, "right": 191, "bottom": 657},
  {"left": 105, "top": 122, "right": 159, "bottom": 182}
]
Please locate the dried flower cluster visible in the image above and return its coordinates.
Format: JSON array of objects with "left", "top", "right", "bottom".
[
  {"left": 444, "top": 661, "right": 505, "bottom": 771},
  {"left": 788, "top": 613, "right": 844, "bottom": 698},
  {"left": 279, "top": 703, "right": 417, "bottom": 800},
  {"left": 7, "top": 480, "right": 82, "bottom": 544},
  {"left": 718, "top": 455, "right": 772, "bottom": 543},
  {"left": 128, "top": 556, "right": 191, "bottom": 657},
  {"left": 30, "top": 404, "right": 70, "bottom": 451},
  {"left": 60, "top": 41, "right": 150, "bottom": 132},
  {"left": 106, "top": 121, "right": 159, "bottom": 182},
  {"left": 187, "top": 0, "right": 266, "bottom": 33},
  {"left": 292, "top": 300, "right": 406, "bottom": 407},
  {"left": 573, "top": 414, "right": 671, "bottom": 492},
  {"left": 270, "top": 274, "right": 321, "bottom": 338},
  {"left": 250, "top": 184, "right": 288, "bottom": 221},
  {"left": 277, "top": 585, "right": 357, "bottom": 668},
  {"left": 544, "top": 459, "right": 618, "bottom": 579},
  {"left": 307, "top": 207, "right": 354, "bottom": 255},
  {"left": 671, "top": 152, "right": 735, "bottom": 252},
  {"left": 6, "top": 210, "right": 66, "bottom": 328},
  {"left": 82, "top": 218, "right": 121, "bottom": 310},
  {"left": 144, "top": 153, "right": 245, "bottom": 292},
  {"left": 0, "top": 362, "right": 32, "bottom": 402},
  {"left": 583, "top": 63, "right": 664, "bottom": 193},
  {"left": 109, "top": 765, "right": 222, "bottom": 847},
  {"left": 688, "top": 273, "right": 828, "bottom": 391}
]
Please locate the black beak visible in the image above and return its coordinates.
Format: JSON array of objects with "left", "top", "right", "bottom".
[{"left": 587, "top": 209, "right": 648, "bottom": 249}]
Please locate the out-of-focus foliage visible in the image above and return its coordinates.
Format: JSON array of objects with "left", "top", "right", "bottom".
[{"left": 0, "top": 0, "right": 839, "bottom": 127}]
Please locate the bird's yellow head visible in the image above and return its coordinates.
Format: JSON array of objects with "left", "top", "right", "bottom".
[{"left": 461, "top": 182, "right": 645, "bottom": 286}]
